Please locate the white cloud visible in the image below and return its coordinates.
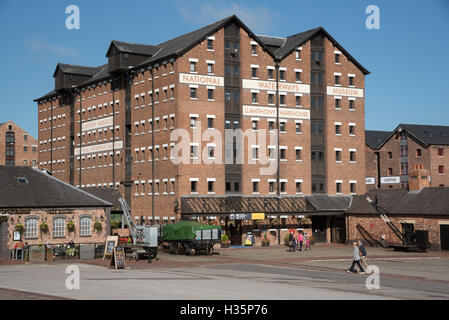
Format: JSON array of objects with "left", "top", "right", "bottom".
[
  {"left": 26, "top": 38, "right": 80, "bottom": 59},
  {"left": 175, "top": 1, "right": 279, "bottom": 33}
]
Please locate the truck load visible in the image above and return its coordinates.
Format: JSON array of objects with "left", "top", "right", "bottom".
[{"left": 162, "top": 221, "right": 221, "bottom": 256}]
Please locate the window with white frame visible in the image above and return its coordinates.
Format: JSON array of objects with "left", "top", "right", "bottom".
[
  {"left": 25, "top": 218, "right": 38, "bottom": 239},
  {"left": 53, "top": 217, "right": 65, "bottom": 237},
  {"left": 80, "top": 217, "right": 92, "bottom": 237}
]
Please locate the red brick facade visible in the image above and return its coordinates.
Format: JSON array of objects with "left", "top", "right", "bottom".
[
  {"left": 0, "top": 121, "right": 38, "bottom": 167},
  {"left": 35, "top": 17, "right": 368, "bottom": 226}
]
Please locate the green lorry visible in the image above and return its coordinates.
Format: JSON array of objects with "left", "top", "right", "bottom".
[{"left": 162, "top": 221, "right": 221, "bottom": 256}]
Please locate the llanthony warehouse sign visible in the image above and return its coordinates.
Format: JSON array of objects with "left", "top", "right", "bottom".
[{"left": 243, "top": 105, "right": 310, "bottom": 120}]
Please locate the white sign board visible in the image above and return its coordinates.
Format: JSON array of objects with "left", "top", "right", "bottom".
[
  {"left": 82, "top": 116, "right": 113, "bottom": 132},
  {"left": 327, "top": 86, "right": 364, "bottom": 98},
  {"left": 74, "top": 140, "right": 123, "bottom": 156},
  {"left": 179, "top": 73, "right": 224, "bottom": 86},
  {"left": 242, "top": 79, "right": 310, "bottom": 94},
  {"left": 380, "top": 176, "right": 401, "bottom": 184},
  {"left": 243, "top": 105, "right": 310, "bottom": 120},
  {"left": 365, "top": 177, "right": 376, "bottom": 185}
]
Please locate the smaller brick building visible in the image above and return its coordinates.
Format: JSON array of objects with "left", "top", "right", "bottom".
[
  {"left": 0, "top": 121, "right": 38, "bottom": 168},
  {"left": 0, "top": 166, "right": 112, "bottom": 258},
  {"left": 365, "top": 124, "right": 449, "bottom": 190},
  {"left": 346, "top": 187, "right": 449, "bottom": 251}
]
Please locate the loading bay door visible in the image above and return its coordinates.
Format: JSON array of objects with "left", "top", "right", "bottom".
[{"left": 440, "top": 225, "right": 449, "bottom": 251}]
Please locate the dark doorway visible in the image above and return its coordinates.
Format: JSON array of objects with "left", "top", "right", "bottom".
[
  {"left": 441, "top": 225, "right": 449, "bottom": 251},
  {"left": 401, "top": 223, "right": 415, "bottom": 245},
  {"left": 312, "top": 216, "right": 327, "bottom": 243},
  {"left": 331, "top": 216, "right": 346, "bottom": 243},
  {"left": 229, "top": 221, "right": 242, "bottom": 246},
  {"left": 0, "top": 220, "right": 9, "bottom": 259}
]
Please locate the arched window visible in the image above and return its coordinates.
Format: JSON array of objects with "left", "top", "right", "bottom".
[
  {"left": 25, "top": 218, "right": 38, "bottom": 239},
  {"left": 53, "top": 217, "right": 66, "bottom": 238},
  {"left": 80, "top": 217, "right": 91, "bottom": 236}
]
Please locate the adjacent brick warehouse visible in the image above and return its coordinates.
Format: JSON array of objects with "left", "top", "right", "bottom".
[
  {"left": 346, "top": 188, "right": 449, "bottom": 250},
  {"left": 365, "top": 125, "right": 449, "bottom": 190},
  {"left": 0, "top": 166, "right": 112, "bottom": 255},
  {"left": 34, "top": 15, "right": 369, "bottom": 228},
  {"left": 0, "top": 121, "right": 38, "bottom": 167}
]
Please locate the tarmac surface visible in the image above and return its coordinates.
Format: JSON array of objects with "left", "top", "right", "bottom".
[{"left": 1, "top": 244, "right": 448, "bottom": 300}]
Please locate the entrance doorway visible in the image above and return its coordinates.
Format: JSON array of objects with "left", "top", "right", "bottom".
[
  {"left": 441, "top": 225, "right": 449, "bottom": 251},
  {"left": 312, "top": 216, "right": 327, "bottom": 243},
  {"left": 229, "top": 221, "right": 242, "bottom": 246}
]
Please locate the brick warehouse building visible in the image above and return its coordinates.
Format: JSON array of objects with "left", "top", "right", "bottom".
[
  {"left": 0, "top": 121, "right": 38, "bottom": 168},
  {"left": 365, "top": 124, "right": 449, "bottom": 190},
  {"left": 34, "top": 15, "right": 369, "bottom": 243}
]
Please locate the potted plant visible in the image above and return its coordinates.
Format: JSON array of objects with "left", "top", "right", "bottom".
[
  {"left": 284, "top": 233, "right": 290, "bottom": 245},
  {"left": 15, "top": 223, "right": 24, "bottom": 234},
  {"left": 221, "top": 234, "right": 230, "bottom": 248},
  {"left": 261, "top": 232, "right": 270, "bottom": 247},
  {"left": 94, "top": 221, "right": 102, "bottom": 232},
  {"left": 40, "top": 223, "right": 49, "bottom": 233},
  {"left": 110, "top": 219, "right": 120, "bottom": 230},
  {"left": 67, "top": 221, "right": 75, "bottom": 232}
]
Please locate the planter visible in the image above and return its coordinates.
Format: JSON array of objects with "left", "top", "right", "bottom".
[
  {"left": 45, "top": 249, "right": 54, "bottom": 262},
  {"left": 221, "top": 242, "right": 230, "bottom": 248},
  {"left": 261, "top": 242, "right": 270, "bottom": 247},
  {"left": 67, "top": 222, "right": 75, "bottom": 233},
  {"left": 15, "top": 224, "right": 24, "bottom": 234},
  {"left": 40, "top": 223, "right": 49, "bottom": 234},
  {"left": 94, "top": 222, "right": 102, "bottom": 232}
]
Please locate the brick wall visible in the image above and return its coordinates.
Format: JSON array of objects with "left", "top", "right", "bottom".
[{"left": 0, "top": 121, "right": 38, "bottom": 167}]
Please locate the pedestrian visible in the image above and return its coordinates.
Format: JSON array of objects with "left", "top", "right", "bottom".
[
  {"left": 358, "top": 240, "right": 369, "bottom": 272},
  {"left": 297, "top": 231, "right": 304, "bottom": 251},
  {"left": 288, "top": 231, "right": 294, "bottom": 251},
  {"left": 347, "top": 241, "right": 365, "bottom": 274},
  {"left": 304, "top": 235, "right": 312, "bottom": 251}
]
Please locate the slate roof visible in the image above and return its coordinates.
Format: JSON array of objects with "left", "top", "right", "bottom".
[
  {"left": 397, "top": 124, "right": 449, "bottom": 146},
  {"left": 305, "top": 195, "right": 352, "bottom": 211},
  {"left": 53, "top": 63, "right": 101, "bottom": 77},
  {"left": 0, "top": 166, "right": 112, "bottom": 209},
  {"left": 365, "top": 130, "right": 391, "bottom": 150},
  {"left": 256, "top": 35, "right": 287, "bottom": 48},
  {"left": 81, "top": 187, "right": 122, "bottom": 212},
  {"left": 108, "top": 40, "right": 161, "bottom": 56},
  {"left": 347, "top": 187, "right": 449, "bottom": 215}
]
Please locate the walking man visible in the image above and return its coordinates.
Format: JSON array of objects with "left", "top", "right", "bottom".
[
  {"left": 347, "top": 241, "right": 365, "bottom": 274},
  {"left": 358, "top": 240, "right": 369, "bottom": 272}
]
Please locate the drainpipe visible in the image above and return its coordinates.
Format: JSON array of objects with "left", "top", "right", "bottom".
[
  {"left": 112, "top": 77, "right": 115, "bottom": 187},
  {"left": 275, "top": 59, "right": 281, "bottom": 245},
  {"left": 375, "top": 151, "right": 381, "bottom": 188},
  {"left": 79, "top": 89, "right": 82, "bottom": 187},
  {"left": 150, "top": 67, "right": 155, "bottom": 224}
]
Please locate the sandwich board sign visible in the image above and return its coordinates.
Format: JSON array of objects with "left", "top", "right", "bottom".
[
  {"left": 111, "top": 246, "right": 125, "bottom": 269},
  {"left": 103, "top": 236, "right": 118, "bottom": 260}
]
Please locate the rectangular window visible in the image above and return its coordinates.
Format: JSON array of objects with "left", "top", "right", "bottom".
[
  {"left": 25, "top": 218, "right": 38, "bottom": 239},
  {"left": 280, "top": 182, "right": 286, "bottom": 193},
  {"left": 439, "top": 166, "right": 445, "bottom": 174},
  {"left": 207, "top": 89, "right": 214, "bottom": 100},
  {"left": 336, "top": 182, "right": 342, "bottom": 193},
  {"left": 268, "top": 94, "right": 274, "bottom": 104},
  {"left": 335, "top": 98, "right": 341, "bottom": 109},
  {"left": 335, "top": 124, "right": 341, "bottom": 135},
  {"left": 349, "top": 125, "right": 355, "bottom": 136},
  {"left": 251, "top": 68, "right": 258, "bottom": 78},
  {"left": 416, "top": 149, "right": 422, "bottom": 157},
  {"left": 80, "top": 217, "right": 91, "bottom": 236},
  {"left": 207, "top": 63, "right": 213, "bottom": 74},
  {"left": 279, "top": 70, "right": 285, "bottom": 80},
  {"left": 349, "top": 76, "right": 354, "bottom": 86},
  {"left": 268, "top": 69, "right": 274, "bottom": 79},
  {"left": 335, "top": 53, "right": 340, "bottom": 63},
  {"left": 208, "top": 118, "right": 214, "bottom": 129},
  {"left": 252, "top": 93, "right": 258, "bottom": 103},
  {"left": 295, "top": 96, "right": 301, "bottom": 106},
  {"left": 251, "top": 44, "right": 258, "bottom": 55},
  {"left": 296, "top": 149, "right": 302, "bottom": 161},
  {"left": 335, "top": 75, "right": 340, "bottom": 85},
  {"left": 208, "top": 181, "right": 214, "bottom": 192},
  {"left": 295, "top": 72, "right": 301, "bottom": 82},
  {"left": 252, "top": 181, "right": 259, "bottom": 193},
  {"left": 388, "top": 152, "right": 393, "bottom": 159},
  {"left": 252, "top": 120, "right": 258, "bottom": 130},
  {"left": 388, "top": 168, "right": 393, "bottom": 176},
  {"left": 350, "top": 183, "right": 356, "bottom": 194},
  {"left": 296, "top": 182, "right": 302, "bottom": 193},
  {"left": 53, "top": 218, "right": 65, "bottom": 237},
  {"left": 207, "top": 39, "right": 214, "bottom": 50},
  {"left": 350, "top": 151, "right": 356, "bottom": 162},
  {"left": 280, "top": 149, "right": 287, "bottom": 160},
  {"left": 280, "top": 95, "right": 286, "bottom": 105},
  {"left": 190, "top": 62, "right": 196, "bottom": 72},
  {"left": 335, "top": 150, "right": 342, "bottom": 161},
  {"left": 191, "top": 181, "right": 197, "bottom": 193},
  {"left": 295, "top": 122, "right": 302, "bottom": 133},
  {"left": 269, "top": 121, "right": 275, "bottom": 131},
  {"left": 190, "top": 87, "right": 197, "bottom": 99},
  {"left": 438, "top": 148, "right": 444, "bottom": 156},
  {"left": 269, "top": 181, "right": 275, "bottom": 193}
]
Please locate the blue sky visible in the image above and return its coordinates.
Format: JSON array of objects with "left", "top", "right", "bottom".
[{"left": 0, "top": 0, "right": 448, "bottom": 137}]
